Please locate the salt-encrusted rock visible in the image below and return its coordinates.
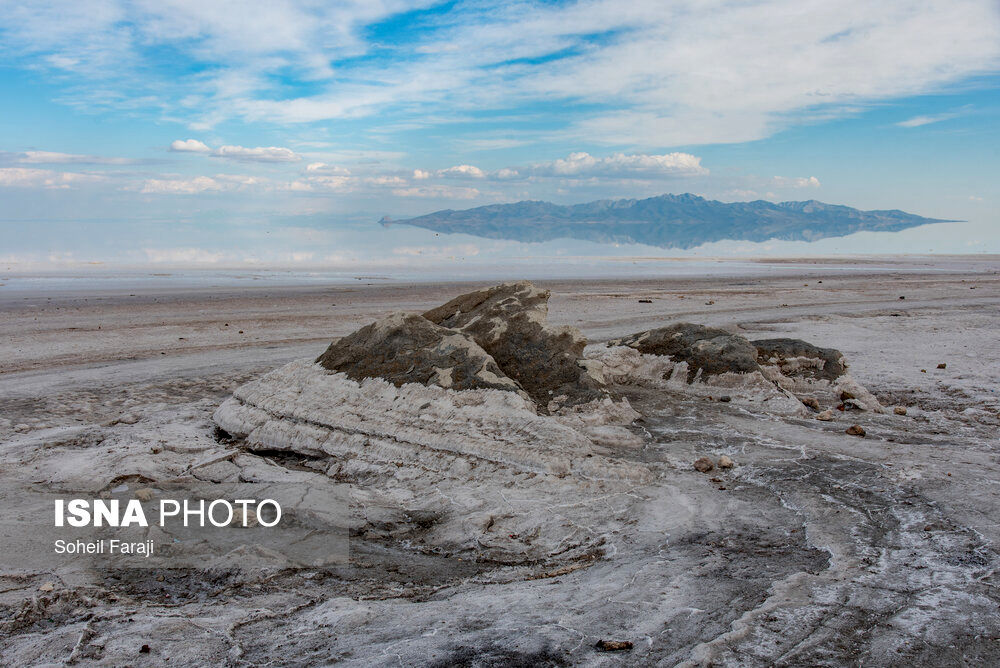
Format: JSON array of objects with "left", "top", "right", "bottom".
[
  {"left": 608, "top": 323, "right": 760, "bottom": 382},
  {"left": 316, "top": 312, "right": 522, "bottom": 395},
  {"left": 717, "top": 455, "right": 735, "bottom": 469},
  {"left": 753, "top": 338, "right": 846, "bottom": 381},
  {"left": 694, "top": 457, "right": 715, "bottom": 473},
  {"left": 423, "top": 281, "right": 605, "bottom": 406},
  {"left": 592, "top": 322, "right": 883, "bottom": 414}
]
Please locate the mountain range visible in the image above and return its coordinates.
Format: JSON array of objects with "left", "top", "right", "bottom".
[{"left": 387, "top": 194, "right": 950, "bottom": 248}]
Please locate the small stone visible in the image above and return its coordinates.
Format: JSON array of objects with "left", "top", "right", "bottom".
[
  {"left": 846, "top": 424, "right": 866, "bottom": 437},
  {"left": 150, "top": 445, "right": 163, "bottom": 454},
  {"left": 816, "top": 409, "right": 835, "bottom": 421},
  {"left": 894, "top": 406, "right": 907, "bottom": 416},
  {"left": 638, "top": 299, "right": 652, "bottom": 303},
  {"left": 899, "top": 296, "right": 905, "bottom": 300},
  {"left": 718, "top": 395, "right": 732, "bottom": 403},
  {"left": 595, "top": 640, "right": 633, "bottom": 652},
  {"left": 705, "top": 300, "right": 715, "bottom": 305},
  {"left": 139, "top": 644, "right": 151, "bottom": 654},
  {"left": 694, "top": 457, "right": 714, "bottom": 473},
  {"left": 717, "top": 455, "right": 734, "bottom": 469},
  {"left": 936, "top": 363, "right": 946, "bottom": 369},
  {"left": 801, "top": 397, "right": 820, "bottom": 410},
  {"left": 135, "top": 488, "right": 155, "bottom": 502},
  {"left": 839, "top": 390, "right": 856, "bottom": 401},
  {"left": 920, "top": 369, "right": 926, "bottom": 373},
  {"left": 231, "top": 507, "right": 259, "bottom": 528},
  {"left": 38, "top": 581, "right": 55, "bottom": 592},
  {"left": 118, "top": 413, "right": 139, "bottom": 425},
  {"left": 13, "top": 423, "right": 30, "bottom": 433},
  {"left": 155, "top": 574, "right": 164, "bottom": 582}
]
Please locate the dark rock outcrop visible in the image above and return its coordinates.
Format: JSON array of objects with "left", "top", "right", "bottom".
[
  {"left": 753, "top": 338, "right": 846, "bottom": 381},
  {"left": 316, "top": 312, "right": 522, "bottom": 394},
  {"left": 315, "top": 282, "right": 605, "bottom": 409},
  {"left": 423, "top": 281, "right": 604, "bottom": 405},
  {"left": 609, "top": 323, "right": 760, "bottom": 382}
]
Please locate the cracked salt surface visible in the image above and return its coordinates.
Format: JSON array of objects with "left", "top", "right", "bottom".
[{"left": 1, "top": 268, "right": 999, "bottom": 666}]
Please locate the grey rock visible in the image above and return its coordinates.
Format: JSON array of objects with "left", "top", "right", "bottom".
[
  {"left": 610, "top": 323, "right": 760, "bottom": 382},
  {"left": 316, "top": 312, "right": 522, "bottom": 394},
  {"left": 694, "top": 457, "right": 715, "bottom": 473},
  {"left": 753, "top": 338, "right": 846, "bottom": 381},
  {"left": 423, "top": 281, "right": 604, "bottom": 406}
]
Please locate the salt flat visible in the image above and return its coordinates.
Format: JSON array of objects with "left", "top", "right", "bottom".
[{"left": 1, "top": 257, "right": 998, "bottom": 666}]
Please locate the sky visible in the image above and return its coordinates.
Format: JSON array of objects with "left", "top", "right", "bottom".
[{"left": 0, "top": 0, "right": 999, "bottom": 272}]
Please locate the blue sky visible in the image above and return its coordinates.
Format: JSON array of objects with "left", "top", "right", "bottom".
[{"left": 1, "top": 0, "right": 998, "bottom": 270}]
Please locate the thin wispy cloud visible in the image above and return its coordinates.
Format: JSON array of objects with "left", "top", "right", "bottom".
[
  {"left": 896, "top": 111, "right": 963, "bottom": 127},
  {"left": 0, "top": 167, "right": 107, "bottom": 188},
  {"left": 0, "top": 1, "right": 996, "bottom": 147}
]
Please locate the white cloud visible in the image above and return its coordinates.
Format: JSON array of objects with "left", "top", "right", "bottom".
[
  {"left": 169, "top": 139, "right": 211, "bottom": 153},
  {"left": 771, "top": 176, "right": 821, "bottom": 189},
  {"left": 18, "top": 150, "right": 137, "bottom": 165},
  {"left": 0, "top": 167, "right": 106, "bottom": 188},
  {"left": 412, "top": 169, "right": 432, "bottom": 180},
  {"left": 437, "top": 164, "right": 486, "bottom": 179},
  {"left": 391, "top": 185, "right": 481, "bottom": 199},
  {"left": 896, "top": 111, "right": 962, "bottom": 127},
  {"left": 169, "top": 139, "right": 299, "bottom": 162},
  {"left": 141, "top": 175, "right": 222, "bottom": 194},
  {"left": 2, "top": 1, "right": 996, "bottom": 146},
  {"left": 531, "top": 152, "right": 708, "bottom": 177},
  {"left": 212, "top": 145, "right": 300, "bottom": 162},
  {"left": 139, "top": 173, "right": 265, "bottom": 194},
  {"left": 305, "top": 162, "right": 350, "bottom": 175}
]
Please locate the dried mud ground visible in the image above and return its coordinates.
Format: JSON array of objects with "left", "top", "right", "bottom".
[{"left": 1, "top": 260, "right": 999, "bottom": 666}]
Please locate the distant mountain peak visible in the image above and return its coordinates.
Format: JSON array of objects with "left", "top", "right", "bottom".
[{"left": 391, "top": 193, "right": 951, "bottom": 249}]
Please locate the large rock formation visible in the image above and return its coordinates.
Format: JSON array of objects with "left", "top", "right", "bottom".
[
  {"left": 608, "top": 323, "right": 760, "bottom": 382},
  {"left": 214, "top": 282, "right": 648, "bottom": 563}
]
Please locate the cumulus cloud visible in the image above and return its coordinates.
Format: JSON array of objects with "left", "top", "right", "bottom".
[
  {"left": 305, "top": 162, "right": 350, "bottom": 175},
  {"left": 169, "top": 139, "right": 212, "bottom": 153},
  {"left": 169, "top": 140, "right": 300, "bottom": 162},
  {"left": 771, "top": 176, "right": 821, "bottom": 188},
  {"left": 531, "top": 152, "right": 708, "bottom": 177},
  {"left": 437, "top": 164, "right": 487, "bottom": 179},
  {"left": 0, "top": 167, "right": 106, "bottom": 188}
]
